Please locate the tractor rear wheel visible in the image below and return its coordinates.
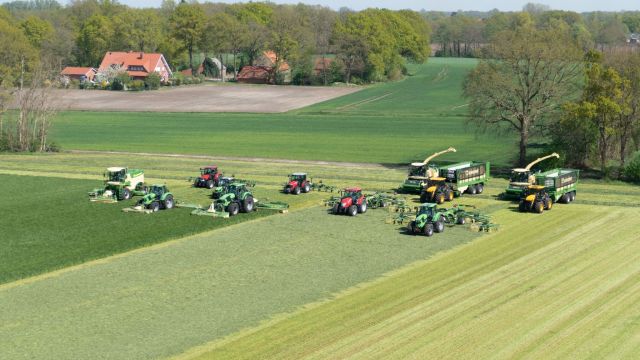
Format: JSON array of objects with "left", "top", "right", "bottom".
[
  {"left": 303, "top": 183, "right": 311, "bottom": 193},
  {"left": 436, "top": 193, "right": 445, "bottom": 204},
  {"left": 120, "top": 188, "right": 131, "bottom": 201},
  {"left": 434, "top": 220, "right": 445, "bottom": 233},
  {"left": 358, "top": 201, "right": 367, "bottom": 213},
  {"left": 206, "top": 180, "right": 214, "bottom": 189},
  {"left": 534, "top": 201, "right": 544, "bottom": 213},
  {"left": 467, "top": 186, "right": 477, "bottom": 195},
  {"left": 242, "top": 196, "right": 254, "bottom": 212},
  {"left": 446, "top": 189, "right": 454, "bottom": 201},
  {"left": 420, "top": 192, "right": 428, "bottom": 203},
  {"left": 424, "top": 223, "right": 434, "bottom": 237},
  {"left": 332, "top": 203, "right": 340, "bottom": 214},
  {"left": 476, "top": 184, "right": 484, "bottom": 194},
  {"left": 293, "top": 186, "right": 301, "bottom": 195},
  {"left": 347, "top": 205, "right": 358, "bottom": 216},
  {"left": 227, "top": 202, "right": 239, "bottom": 216},
  {"left": 410, "top": 221, "right": 417, "bottom": 234},
  {"left": 163, "top": 195, "right": 174, "bottom": 210},
  {"left": 149, "top": 201, "right": 160, "bottom": 212}
]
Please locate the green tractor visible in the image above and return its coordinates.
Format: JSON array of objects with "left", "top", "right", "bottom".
[
  {"left": 212, "top": 176, "right": 235, "bottom": 199},
  {"left": 518, "top": 185, "right": 553, "bottom": 214},
  {"left": 136, "top": 185, "right": 175, "bottom": 212},
  {"left": 89, "top": 167, "right": 148, "bottom": 202},
  {"left": 409, "top": 203, "right": 466, "bottom": 236},
  {"left": 214, "top": 183, "right": 255, "bottom": 216}
]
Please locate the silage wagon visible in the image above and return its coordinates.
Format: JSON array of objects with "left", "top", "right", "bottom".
[{"left": 535, "top": 168, "right": 579, "bottom": 203}]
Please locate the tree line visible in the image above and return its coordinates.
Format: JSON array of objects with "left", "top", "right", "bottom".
[
  {"left": 463, "top": 8, "right": 640, "bottom": 181},
  {"left": 0, "top": 0, "right": 430, "bottom": 85}
]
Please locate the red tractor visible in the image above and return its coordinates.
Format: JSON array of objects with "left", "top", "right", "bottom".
[
  {"left": 332, "top": 187, "right": 367, "bottom": 216},
  {"left": 283, "top": 173, "right": 312, "bottom": 195},
  {"left": 193, "top": 166, "right": 221, "bottom": 189}
]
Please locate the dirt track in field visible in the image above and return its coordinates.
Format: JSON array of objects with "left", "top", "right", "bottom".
[{"left": 49, "top": 84, "right": 361, "bottom": 113}]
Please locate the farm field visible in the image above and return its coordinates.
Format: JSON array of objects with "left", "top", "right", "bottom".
[
  {"left": 49, "top": 58, "right": 521, "bottom": 167},
  {"left": 1, "top": 57, "right": 640, "bottom": 360}
]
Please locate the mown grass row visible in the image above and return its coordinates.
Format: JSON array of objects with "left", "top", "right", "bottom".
[{"left": 189, "top": 204, "right": 640, "bottom": 359}]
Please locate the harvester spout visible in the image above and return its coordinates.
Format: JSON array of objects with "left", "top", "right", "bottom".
[
  {"left": 524, "top": 153, "right": 560, "bottom": 171},
  {"left": 411, "top": 147, "right": 457, "bottom": 167}
]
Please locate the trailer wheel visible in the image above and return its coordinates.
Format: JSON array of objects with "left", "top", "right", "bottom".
[
  {"left": 436, "top": 193, "right": 445, "bottom": 204},
  {"left": 570, "top": 192, "right": 576, "bottom": 202},
  {"left": 467, "top": 186, "right": 477, "bottom": 195},
  {"left": 242, "top": 196, "right": 254, "bottom": 212},
  {"left": 227, "top": 202, "right": 239, "bottom": 216},
  {"left": 456, "top": 216, "right": 466, "bottom": 225},
  {"left": 560, "top": 193, "right": 569, "bottom": 203},
  {"left": 424, "top": 223, "right": 434, "bottom": 237},
  {"left": 347, "top": 205, "right": 358, "bottom": 216},
  {"left": 534, "top": 201, "right": 544, "bottom": 213},
  {"left": 476, "top": 184, "right": 484, "bottom": 194},
  {"left": 303, "top": 183, "right": 311, "bottom": 193},
  {"left": 206, "top": 180, "right": 214, "bottom": 189},
  {"left": 293, "top": 186, "right": 301, "bottom": 195},
  {"left": 163, "top": 195, "right": 174, "bottom": 210},
  {"left": 434, "top": 220, "right": 445, "bottom": 233},
  {"left": 358, "top": 201, "right": 367, "bottom": 214}
]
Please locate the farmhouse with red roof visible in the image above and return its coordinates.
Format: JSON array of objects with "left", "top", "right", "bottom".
[
  {"left": 98, "top": 51, "right": 172, "bottom": 81},
  {"left": 238, "top": 50, "right": 291, "bottom": 84}
]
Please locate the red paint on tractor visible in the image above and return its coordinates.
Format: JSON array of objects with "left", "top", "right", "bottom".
[
  {"left": 288, "top": 180, "right": 299, "bottom": 188},
  {"left": 341, "top": 197, "right": 353, "bottom": 208},
  {"left": 200, "top": 174, "right": 211, "bottom": 180}
]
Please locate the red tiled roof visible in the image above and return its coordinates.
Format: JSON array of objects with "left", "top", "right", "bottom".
[
  {"left": 60, "top": 67, "right": 95, "bottom": 76},
  {"left": 237, "top": 66, "right": 271, "bottom": 80},
  {"left": 314, "top": 58, "right": 333, "bottom": 71},
  {"left": 261, "top": 51, "right": 290, "bottom": 72},
  {"left": 99, "top": 52, "right": 165, "bottom": 76}
]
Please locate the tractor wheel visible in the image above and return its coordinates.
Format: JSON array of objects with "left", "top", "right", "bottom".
[
  {"left": 120, "top": 188, "right": 131, "bottom": 201},
  {"left": 544, "top": 198, "right": 552, "bottom": 210},
  {"left": 456, "top": 216, "right": 466, "bottom": 225},
  {"left": 467, "top": 186, "right": 477, "bottom": 195},
  {"left": 303, "top": 183, "right": 311, "bottom": 193},
  {"left": 149, "top": 201, "right": 160, "bottom": 212},
  {"left": 519, "top": 201, "right": 527, "bottom": 212},
  {"left": 242, "top": 196, "right": 254, "bottom": 212},
  {"left": 476, "top": 184, "right": 484, "bottom": 194},
  {"left": 293, "top": 186, "right": 301, "bottom": 195},
  {"left": 193, "top": 179, "right": 200, "bottom": 187},
  {"left": 227, "top": 202, "right": 239, "bottom": 216},
  {"left": 358, "top": 201, "right": 367, "bottom": 214},
  {"left": 534, "top": 201, "right": 544, "bottom": 214},
  {"left": 347, "top": 205, "right": 358, "bottom": 216},
  {"left": 332, "top": 203, "right": 340, "bottom": 214},
  {"left": 420, "top": 192, "right": 428, "bottom": 203},
  {"left": 163, "top": 195, "right": 174, "bottom": 210},
  {"left": 436, "top": 193, "right": 445, "bottom": 204},
  {"left": 206, "top": 180, "right": 214, "bottom": 189},
  {"left": 410, "top": 221, "right": 417, "bottom": 234},
  {"left": 424, "top": 223, "right": 434, "bottom": 237},
  {"left": 434, "top": 220, "right": 445, "bottom": 233},
  {"left": 379, "top": 201, "right": 387, "bottom": 208},
  {"left": 447, "top": 190, "right": 454, "bottom": 201}
]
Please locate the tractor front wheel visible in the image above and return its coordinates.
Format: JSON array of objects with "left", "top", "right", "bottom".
[
  {"left": 519, "top": 201, "right": 527, "bottom": 212},
  {"left": 206, "top": 180, "right": 214, "bottom": 189},
  {"left": 163, "top": 195, "right": 174, "bottom": 210},
  {"left": 424, "top": 223, "right": 434, "bottom": 237},
  {"left": 544, "top": 198, "right": 552, "bottom": 210},
  {"left": 410, "top": 221, "right": 417, "bottom": 234},
  {"left": 227, "top": 202, "right": 239, "bottom": 216},
  {"left": 436, "top": 193, "right": 445, "bottom": 204},
  {"left": 293, "top": 186, "right": 301, "bottom": 195},
  {"left": 534, "top": 201, "right": 544, "bottom": 213},
  {"left": 434, "top": 220, "right": 445, "bottom": 233},
  {"left": 120, "top": 188, "right": 131, "bottom": 201},
  {"left": 332, "top": 203, "right": 340, "bottom": 214},
  {"left": 446, "top": 189, "right": 454, "bottom": 201},
  {"left": 420, "top": 192, "right": 428, "bottom": 203},
  {"left": 242, "top": 196, "right": 254, "bottom": 212},
  {"left": 347, "top": 205, "right": 358, "bottom": 216},
  {"left": 149, "top": 201, "right": 160, "bottom": 212},
  {"left": 358, "top": 201, "right": 367, "bottom": 214}
]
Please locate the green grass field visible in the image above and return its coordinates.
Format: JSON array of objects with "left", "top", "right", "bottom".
[
  {"left": 50, "top": 58, "right": 520, "bottom": 167},
  {"left": 1, "top": 57, "right": 639, "bottom": 359}
]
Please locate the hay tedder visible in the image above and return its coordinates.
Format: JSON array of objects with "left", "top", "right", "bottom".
[
  {"left": 392, "top": 204, "right": 498, "bottom": 234},
  {"left": 89, "top": 167, "right": 148, "bottom": 203}
]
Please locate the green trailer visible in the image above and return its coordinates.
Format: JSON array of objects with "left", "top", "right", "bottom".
[{"left": 535, "top": 169, "right": 579, "bottom": 203}]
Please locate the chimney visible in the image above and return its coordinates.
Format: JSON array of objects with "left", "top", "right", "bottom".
[{"left": 138, "top": 52, "right": 144, "bottom": 59}]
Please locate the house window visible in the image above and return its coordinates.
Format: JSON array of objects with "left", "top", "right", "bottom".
[{"left": 128, "top": 65, "right": 145, "bottom": 71}]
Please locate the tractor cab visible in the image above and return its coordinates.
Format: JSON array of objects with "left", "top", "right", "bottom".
[
  {"left": 509, "top": 168, "right": 536, "bottom": 186},
  {"left": 149, "top": 184, "right": 168, "bottom": 197},
  {"left": 408, "top": 163, "right": 439, "bottom": 179},
  {"left": 217, "top": 176, "right": 235, "bottom": 187},
  {"left": 284, "top": 172, "right": 311, "bottom": 194},
  {"left": 416, "top": 203, "right": 437, "bottom": 218},
  {"left": 106, "top": 167, "right": 127, "bottom": 183},
  {"left": 200, "top": 166, "right": 218, "bottom": 176},
  {"left": 342, "top": 187, "right": 363, "bottom": 200},
  {"left": 289, "top": 173, "right": 307, "bottom": 183},
  {"left": 228, "top": 183, "right": 247, "bottom": 197}
]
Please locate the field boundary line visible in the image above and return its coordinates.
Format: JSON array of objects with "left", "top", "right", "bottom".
[
  {"left": 335, "top": 92, "right": 393, "bottom": 111},
  {"left": 65, "top": 150, "right": 399, "bottom": 170},
  {"left": 170, "top": 227, "right": 502, "bottom": 360},
  {"left": 0, "top": 207, "right": 314, "bottom": 293}
]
